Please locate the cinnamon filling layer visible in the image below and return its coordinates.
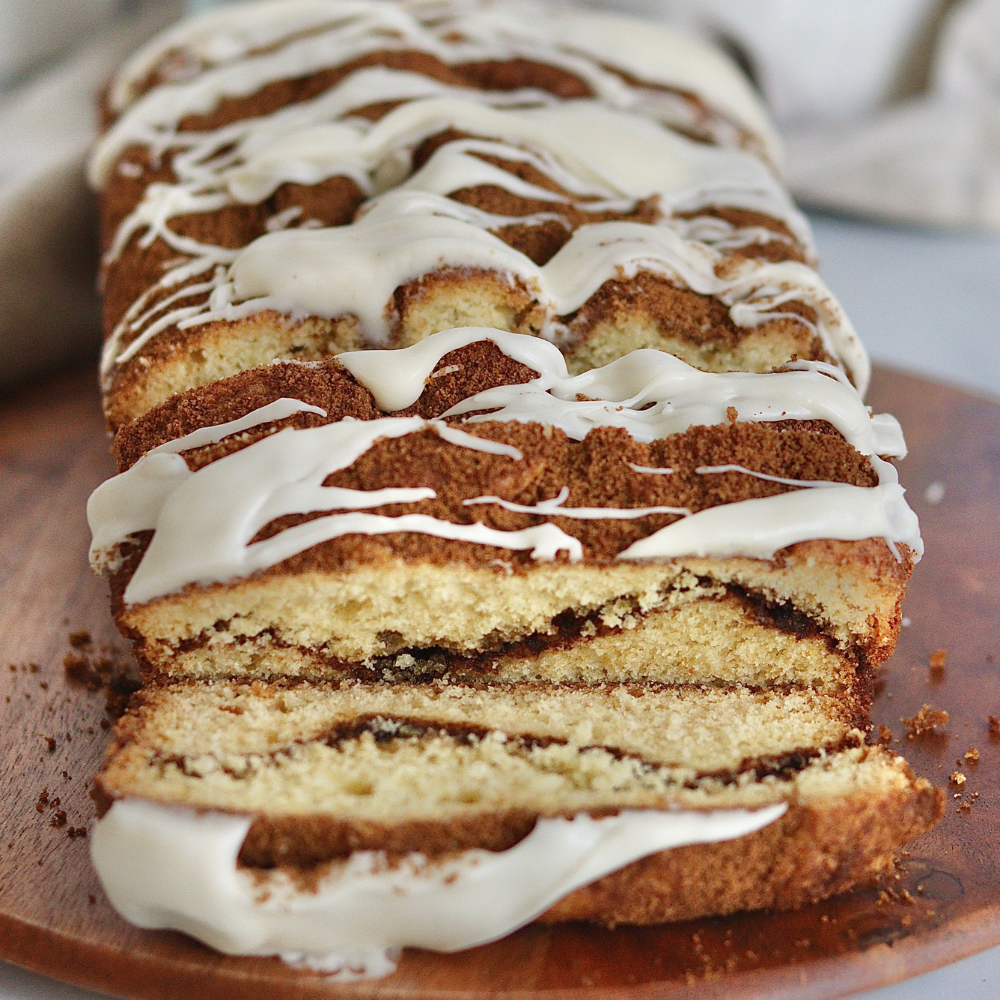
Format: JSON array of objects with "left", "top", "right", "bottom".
[
  {"left": 164, "top": 583, "right": 851, "bottom": 679},
  {"left": 227, "top": 726, "right": 864, "bottom": 867},
  {"left": 116, "top": 708, "right": 862, "bottom": 868}
]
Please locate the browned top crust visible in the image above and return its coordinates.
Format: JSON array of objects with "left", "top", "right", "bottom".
[
  {"left": 113, "top": 340, "right": 539, "bottom": 468},
  {"left": 106, "top": 341, "right": 902, "bottom": 600}
]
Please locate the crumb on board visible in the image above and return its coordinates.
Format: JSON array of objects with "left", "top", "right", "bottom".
[
  {"left": 949, "top": 771, "right": 966, "bottom": 787},
  {"left": 902, "top": 705, "right": 949, "bottom": 738},
  {"left": 878, "top": 725, "right": 893, "bottom": 745},
  {"left": 63, "top": 633, "right": 140, "bottom": 718},
  {"left": 68, "top": 630, "right": 92, "bottom": 649},
  {"left": 965, "top": 748, "right": 980, "bottom": 763},
  {"left": 989, "top": 716, "right": 1000, "bottom": 738},
  {"left": 928, "top": 650, "right": 947, "bottom": 680}
]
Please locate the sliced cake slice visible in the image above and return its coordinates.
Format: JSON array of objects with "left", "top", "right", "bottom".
[
  {"left": 91, "top": 678, "right": 943, "bottom": 954},
  {"left": 90, "top": 329, "right": 918, "bottom": 699}
]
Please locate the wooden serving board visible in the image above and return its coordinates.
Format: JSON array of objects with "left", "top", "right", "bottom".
[{"left": 1, "top": 365, "right": 998, "bottom": 1000}]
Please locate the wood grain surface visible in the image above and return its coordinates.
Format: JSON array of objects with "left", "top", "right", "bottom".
[{"left": 0, "top": 365, "right": 998, "bottom": 1000}]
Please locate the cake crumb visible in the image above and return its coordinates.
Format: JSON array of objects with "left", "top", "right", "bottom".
[
  {"left": 989, "top": 716, "right": 1000, "bottom": 738},
  {"left": 928, "top": 650, "right": 947, "bottom": 680},
  {"left": 958, "top": 802, "right": 972, "bottom": 814},
  {"left": 68, "top": 630, "right": 92, "bottom": 649},
  {"left": 877, "top": 725, "right": 893, "bottom": 745},
  {"left": 63, "top": 653, "right": 103, "bottom": 692},
  {"left": 44, "top": 736, "right": 56, "bottom": 752},
  {"left": 965, "top": 748, "right": 979, "bottom": 763},
  {"left": 949, "top": 771, "right": 966, "bottom": 786},
  {"left": 63, "top": 635, "right": 140, "bottom": 717},
  {"left": 902, "top": 705, "right": 949, "bottom": 738},
  {"left": 726, "top": 406, "right": 738, "bottom": 424}
]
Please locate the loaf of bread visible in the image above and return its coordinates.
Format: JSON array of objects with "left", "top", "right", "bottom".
[{"left": 85, "top": 0, "right": 941, "bottom": 979}]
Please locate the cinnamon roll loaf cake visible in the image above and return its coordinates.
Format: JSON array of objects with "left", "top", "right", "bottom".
[{"left": 84, "top": 0, "right": 941, "bottom": 976}]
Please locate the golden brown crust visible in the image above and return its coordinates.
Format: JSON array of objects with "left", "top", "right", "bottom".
[{"left": 543, "top": 775, "right": 944, "bottom": 925}]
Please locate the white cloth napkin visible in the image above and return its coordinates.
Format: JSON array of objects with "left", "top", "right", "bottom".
[
  {"left": 0, "top": 1, "right": 178, "bottom": 390},
  {"left": 783, "top": 0, "right": 1000, "bottom": 229}
]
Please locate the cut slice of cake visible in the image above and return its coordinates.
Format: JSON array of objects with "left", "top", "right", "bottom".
[
  {"left": 89, "top": 329, "right": 917, "bottom": 705},
  {"left": 90, "top": 679, "right": 942, "bottom": 956}
]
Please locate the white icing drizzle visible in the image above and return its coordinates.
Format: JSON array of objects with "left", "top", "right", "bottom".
[
  {"left": 464, "top": 486, "right": 691, "bottom": 519},
  {"left": 629, "top": 464, "right": 673, "bottom": 475},
  {"left": 433, "top": 422, "right": 522, "bottom": 459},
  {"left": 102, "top": 92, "right": 807, "bottom": 268},
  {"left": 91, "top": 797, "right": 786, "bottom": 974},
  {"left": 113, "top": 189, "right": 861, "bottom": 391},
  {"left": 99, "top": 0, "right": 776, "bottom": 172},
  {"left": 620, "top": 454, "right": 919, "bottom": 563},
  {"left": 695, "top": 465, "right": 846, "bottom": 489},
  {"left": 342, "top": 328, "right": 886, "bottom": 454},
  {"left": 88, "top": 329, "right": 919, "bottom": 604},
  {"left": 152, "top": 397, "right": 328, "bottom": 454}
]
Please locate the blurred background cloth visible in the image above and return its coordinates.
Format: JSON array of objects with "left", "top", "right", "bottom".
[
  {"left": 0, "top": 0, "right": 179, "bottom": 388},
  {"left": 1, "top": 0, "right": 998, "bottom": 390}
]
